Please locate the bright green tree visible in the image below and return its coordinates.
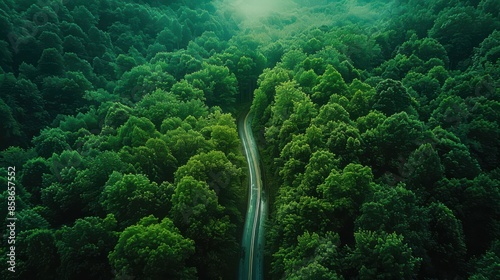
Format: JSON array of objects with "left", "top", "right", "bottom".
[
  {"left": 109, "top": 215, "right": 196, "bottom": 280},
  {"left": 312, "top": 65, "right": 349, "bottom": 105},
  {"left": 185, "top": 63, "right": 238, "bottom": 110},
  {"left": 100, "top": 173, "right": 170, "bottom": 226},
  {"left": 170, "top": 175, "right": 238, "bottom": 279}
]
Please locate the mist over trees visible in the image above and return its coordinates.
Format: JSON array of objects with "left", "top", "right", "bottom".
[{"left": 0, "top": 0, "right": 499, "bottom": 279}]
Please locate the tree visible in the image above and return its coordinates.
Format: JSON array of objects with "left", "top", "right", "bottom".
[
  {"left": 297, "top": 69, "right": 318, "bottom": 94},
  {"left": 39, "top": 150, "right": 88, "bottom": 225},
  {"left": 75, "top": 151, "right": 133, "bottom": 215},
  {"left": 427, "top": 202, "right": 466, "bottom": 278},
  {"left": 429, "top": 95, "right": 468, "bottom": 129},
  {"left": 362, "top": 112, "right": 428, "bottom": 176},
  {"left": 275, "top": 231, "right": 341, "bottom": 279},
  {"left": 403, "top": 72, "right": 439, "bottom": 119},
  {"left": 270, "top": 81, "right": 310, "bottom": 127},
  {"left": 355, "top": 184, "right": 430, "bottom": 263},
  {"left": 109, "top": 215, "right": 196, "bottom": 280},
  {"left": 347, "top": 86, "right": 375, "bottom": 120},
  {"left": 56, "top": 215, "right": 118, "bottom": 279},
  {"left": 374, "top": 54, "right": 425, "bottom": 80},
  {"left": 175, "top": 150, "right": 243, "bottom": 221},
  {"left": 103, "top": 103, "right": 132, "bottom": 129},
  {"left": 134, "top": 89, "right": 181, "bottom": 128},
  {"left": 20, "top": 157, "right": 50, "bottom": 204},
  {"left": 470, "top": 240, "right": 500, "bottom": 280},
  {"left": 399, "top": 35, "right": 449, "bottom": 66},
  {"left": 288, "top": 262, "right": 342, "bottom": 280},
  {"left": 38, "top": 31, "right": 63, "bottom": 53},
  {"left": 63, "top": 35, "right": 87, "bottom": 58},
  {"left": 473, "top": 30, "right": 500, "bottom": 67},
  {"left": 41, "top": 72, "right": 92, "bottom": 118},
  {"left": 429, "top": 6, "right": 497, "bottom": 67},
  {"left": 319, "top": 163, "right": 375, "bottom": 235},
  {"left": 356, "top": 110, "right": 386, "bottom": 133},
  {"left": 236, "top": 52, "right": 266, "bottom": 98},
  {"left": 281, "top": 49, "right": 308, "bottom": 72},
  {"left": 110, "top": 116, "right": 161, "bottom": 149},
  {"left": 432, "top": 126, "right": 481, "bottom": 179},
  {"left": 312, "top": 65, "right": 349, "bottom": 105},
  {"left": 165, "top": 126, "right": 213, "bottom": 165},
  {"left": 0, "top": 74, "right": 46, "bottom": 148},
  {"left": 119, "top": 138, "right": 177, "bottom": 183},
  {"left": 403, "top": 143, "right": 444, "bottom": 199},
  {"left": 278, "top": 135, "right": 312, "bottom": 187},
  {"left": 185, "top": 63, "right": 238, "bottom": 110},
  {"left": 268, "top": 195, "right": 335, "bottom": 270},
  {"left": 250, "top": 67, "right": 293, "bottom": 130},
  {"left": 100, "top": 173, "right": 170, "bottom": 227},
  {"left": 151, "top": 51, "right": 202, "bottom": 80},
  {"left": 349, "top": 230, "right": 421, "bottom": 280},
  {"left": 209, "top": 124, "right": 240, "bottom": 154},
  {"left": 113, "top": 63, "right": 175, "bottom": 102},
  {"left": 70, "top": 5, "right": 97, "bottom": 32},
  {"left": 299, "top": 150, "right": 340, "bottom": 197},
  {"left": 156, "top": 27, "right": 178, "bottom": 51},
  {"left": 373, "top": 79, "right": 413, "bottom": 116},
  {"left": 0, "top": 97, "right": 21, "bottom": 148},
  {"left": 14, "top": 229, "right": 60, "bottom": 280},
  {"left": 462, "top": 174, "right": 500, "bottom": 256},
  {"left": 466, "top": 119, "right": 499, "bottom": 171},
  {"left": 32, "top": 128, "right": 70, "bottom": 158},
  {"left": 171, "top": 79, "right": 205, "bottom": 102},
  {"left": 170, "top": 176, "right": 238, "bottom": 279},
  {"left": 37, "top": 48, "right": 64, "bottom": 76},
  {"left": 0, "top": 40, "right": 13, "bottom": 73},
  {"left": 14, "top": 208, "right": 50, "bottom": 233},
  {"left": 63, "top": 53, "right": 96, "bottom": 84},
  {"left": 268, "top": 81, "right": 316, "bottom": 153},
  {"left": 312, "top": 103, "right": 350, "bottom": 127},
  {"left": 325, "top": 122, "right": 362, "bottom": 166}
]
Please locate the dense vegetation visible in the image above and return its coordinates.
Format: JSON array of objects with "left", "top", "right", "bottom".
[{"left": 1, "top": 0, "right": 499, "bottom": 279}]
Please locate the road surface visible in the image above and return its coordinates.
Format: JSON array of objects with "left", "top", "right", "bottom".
[{"left": 238, "top": 110, "right": 266, "bottom": 280}]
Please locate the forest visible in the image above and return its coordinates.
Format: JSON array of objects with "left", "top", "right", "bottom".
[{"left": 0, "top": 0, "right": 499, "bottom": 279}]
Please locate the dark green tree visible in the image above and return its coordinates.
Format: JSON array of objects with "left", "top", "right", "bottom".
[
  {"left": 470, "top": 240, "right": 500, "bottom": 280},
  {"left": 403, "top": 143, "right": 444, "bottom": 199},
  {"left": 15, "top": 229, "right": 60, "bottom": 280},
  {"left": 349, "top": 230, "right": 421, "bottom": 279},
  {"left": 427, "top": 202, "right": 467, "bottom": 278},
  {"left": 373, "top": 79, "right": 413, "bottom": 116},
  {"left": 37, "top": 48, "right": 64, "bottom": 76},
  {"left": 56, "top": 215, "right": 118, "bottom": 279}
]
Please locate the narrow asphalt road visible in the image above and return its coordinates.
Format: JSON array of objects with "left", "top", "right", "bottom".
[{"left": 238, "top": 110, "right": 266, "bottom": 280}]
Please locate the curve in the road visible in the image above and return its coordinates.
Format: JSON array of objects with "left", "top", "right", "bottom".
[{"left": 238, "top": 110, "right": 266, "bottom": 280}]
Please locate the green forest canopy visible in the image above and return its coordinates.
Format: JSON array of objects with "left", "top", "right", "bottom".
[{"left": 0, "top": 0, "right": 499, "bottom": 279}]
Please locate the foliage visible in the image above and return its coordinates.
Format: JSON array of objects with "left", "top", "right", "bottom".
[
  {"left": 108, "top": 215, "right": 196, "bottom": 279},
  {"left": 0, "top": 0, "right": 499, "bottom": 278}
]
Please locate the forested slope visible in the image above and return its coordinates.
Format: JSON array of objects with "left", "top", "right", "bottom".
[
  {"left": 0, "top": 0, "right": 257, "bottom": 279},
  {"left": 247, "top": 0, "right": 500, "bottom": 279},
  {"left": 0, "top": 0, "right": 499, "bottom": 279}
]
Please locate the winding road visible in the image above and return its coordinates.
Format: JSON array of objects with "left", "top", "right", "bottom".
[{"left": 238, "top": 110, "right": 266, "bottom": 280}]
